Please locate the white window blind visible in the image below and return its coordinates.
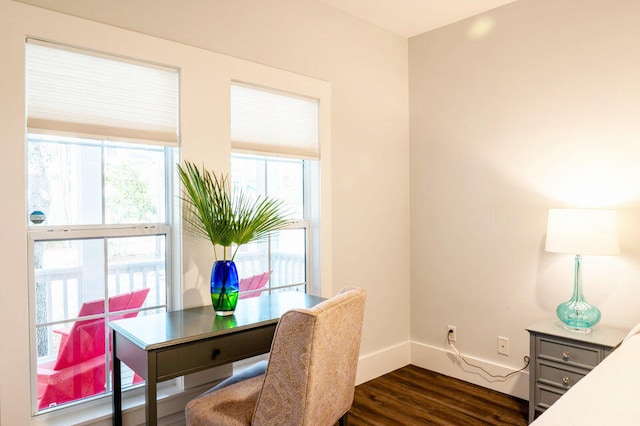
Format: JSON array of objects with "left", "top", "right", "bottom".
[
  {"left": 231, "top": 83, "right": 319, "bottom": 159},
  {"left": 26, "top": 40, "right": 179, "bottom": 145}
]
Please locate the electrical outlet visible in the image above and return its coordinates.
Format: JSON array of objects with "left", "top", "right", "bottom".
[
  {"left": 447, "top": 325, "right": 457, "bottom": 342},
  {"left": 498, "top": 336, "right": 509, "bottom": 355}
]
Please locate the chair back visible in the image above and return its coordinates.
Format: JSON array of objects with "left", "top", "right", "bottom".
[
  {"left": 239, "top": 272, "right": 271, "bottom": 299},
  {"left": 53, "top": 289, "right": 150, "bottom": 369},
  {"left": 252, "top": 287, "right": 366, "bottom": 426},
  {"left": 53, "top": 299, "right": 105, "bottom": 370},
  {"left": 108, "top": 287, "right": 151, "bottom": 319}
]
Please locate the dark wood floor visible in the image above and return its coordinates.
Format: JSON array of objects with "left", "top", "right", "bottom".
[{"left": 348, "top": 365, "right": 528, "bottom": 425}]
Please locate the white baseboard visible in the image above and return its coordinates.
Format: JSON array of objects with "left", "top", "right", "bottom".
[
  {"left": 410, "top": 340, "right": 529, "bottom": 400},
  {"left": 355, "top": 341, "right": 411, "bottom": 385}
]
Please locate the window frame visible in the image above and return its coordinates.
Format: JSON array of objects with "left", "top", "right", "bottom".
[
  {"left": 26, "top": 138, "right": 176, "bottom": 413},
  {"left": 24, "top": 38, "right": 179, "bottom": 413},
  {"left": 231, "top": 153, "right": 315, "bottom": 295}
]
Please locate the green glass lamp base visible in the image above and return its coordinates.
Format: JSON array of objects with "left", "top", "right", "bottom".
[{"left": 556, "top": 300, "right": 601, "bottom": 333}]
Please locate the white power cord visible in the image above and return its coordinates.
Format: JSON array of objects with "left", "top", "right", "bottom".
[{"left": 447, "top": 329, "right": 530, "bottom": 380}]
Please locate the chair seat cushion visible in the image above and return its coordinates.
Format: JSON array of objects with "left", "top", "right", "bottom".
[{"left": 185, "top": 375, "right": 264, "bottom": 426}]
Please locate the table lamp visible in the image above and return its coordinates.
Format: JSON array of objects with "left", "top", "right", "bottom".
[{"left": 545, "top": 209, "right": 619, "bottom": 332}]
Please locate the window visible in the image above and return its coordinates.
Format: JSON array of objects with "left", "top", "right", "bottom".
[
  {"left": 231, "top": 154, "right": 311, "bottom": 293},
  {"left": 230, "top": 83, "right": 320, "bottom": 295},
  {"left": 26, "top": 40, "right": 178, "bottom": 413}
]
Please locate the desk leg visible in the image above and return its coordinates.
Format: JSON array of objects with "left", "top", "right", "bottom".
[
  {"left": 146, "top": 351, "right": 158, "bottom": 426},
  {"left": 112, "top": 329, "right": 123, "bottom": 426}
]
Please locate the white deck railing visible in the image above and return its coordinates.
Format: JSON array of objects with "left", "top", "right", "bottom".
[
  {"left": 35, "top": 253, "right": 305, "bottom": 327},
  {"left": 234, "top": 252, "right": 305, "bottom": 288}
]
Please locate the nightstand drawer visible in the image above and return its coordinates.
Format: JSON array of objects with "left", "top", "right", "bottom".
[
  {"left": 539, "top": 338, "right": 599, "bottom": 367},
  {"left": 538, "top": 362, "right": 586, "bottom": 389},
  {"left": 537, "top": 385, "right": 564, "bottom": 409}
]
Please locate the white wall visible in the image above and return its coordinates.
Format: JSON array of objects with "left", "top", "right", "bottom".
[
  {"left": 1, "top": 0, "right": 410, "bottom": 423},
  {"left": 409, "top": 0, "right": 640, "bottom": 399}
]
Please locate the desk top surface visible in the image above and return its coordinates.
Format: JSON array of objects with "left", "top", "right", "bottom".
[{"left": 110, "top": 292, "right": 325, "bottom": 351}]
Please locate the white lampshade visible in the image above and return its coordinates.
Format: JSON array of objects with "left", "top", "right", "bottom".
[{"left": 545, "top": 209, "right": 620, "bottom": 256}]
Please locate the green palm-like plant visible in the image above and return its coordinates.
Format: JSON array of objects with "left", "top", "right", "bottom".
[{"left": 177, "top": 161, "right": 291, "bottom": 261}]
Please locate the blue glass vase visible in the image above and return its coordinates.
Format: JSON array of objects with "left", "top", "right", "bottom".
[{"left": 210, "top": 260, "right": 239, "bottom": 316}]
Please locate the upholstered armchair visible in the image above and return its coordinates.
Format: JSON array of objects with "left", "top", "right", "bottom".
[{"left": 185, "top": 286, "right": 366, "bottom": 426}]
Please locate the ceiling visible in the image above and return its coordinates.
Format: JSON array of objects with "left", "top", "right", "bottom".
[
  {"left": 16, "top": 0, "right": 521, "bottom": 39},
  {"left": 314, "top": 0, "right": 520, "bottom": 38}
]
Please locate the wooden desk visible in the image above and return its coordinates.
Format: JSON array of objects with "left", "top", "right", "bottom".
[{"left": 110, "top": 292, "right": 324, "bottom": 426}]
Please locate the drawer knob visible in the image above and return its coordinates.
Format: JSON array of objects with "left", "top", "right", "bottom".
[
  {"left": 562, "top": 351, "right": 571, "bottom": 361},
  {"left": 211, "top": 348, "right": 221, "bottom": 360},
  {"left": 562, "top": 376, "right": 570, "bottom": 386}
]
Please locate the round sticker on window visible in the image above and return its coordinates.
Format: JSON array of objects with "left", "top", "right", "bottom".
[{"left": 29, "top": 210, "right": 46, "bottom": 224}]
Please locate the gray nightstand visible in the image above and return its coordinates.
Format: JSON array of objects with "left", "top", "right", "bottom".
[{"left": 526, "top": 320, "right": 627, "bottom": 423}]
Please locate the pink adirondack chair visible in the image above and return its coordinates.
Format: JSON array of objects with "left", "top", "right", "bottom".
[
  {"left": 239, "top": 271, "right": 271, "bottom": 299},
  {"left": 37, "top": 288, "right": 150, "bottom": 409}
]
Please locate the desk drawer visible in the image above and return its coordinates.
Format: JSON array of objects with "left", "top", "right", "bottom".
[
  {"left": 538, "top": 338, "right": 599, "bottom": 368},
  {"left": 156, "top": 325, "right": 276, "bottom": 380},
  {"left": 538, "top": 362, "right": 586, "bottom": 389}
]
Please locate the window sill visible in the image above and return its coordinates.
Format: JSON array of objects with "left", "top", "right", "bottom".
[{"left": 31, "top": 380, "right": 193, "bottom": 426}]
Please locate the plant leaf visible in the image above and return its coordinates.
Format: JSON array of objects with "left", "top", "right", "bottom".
[{"left": 177, "top": 161, "right": 291, "bottom": 260}]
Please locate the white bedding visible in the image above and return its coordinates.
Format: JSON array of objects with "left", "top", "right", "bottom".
[{"left": 532, "top": 327, "right": 640, "bottom": 425}]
